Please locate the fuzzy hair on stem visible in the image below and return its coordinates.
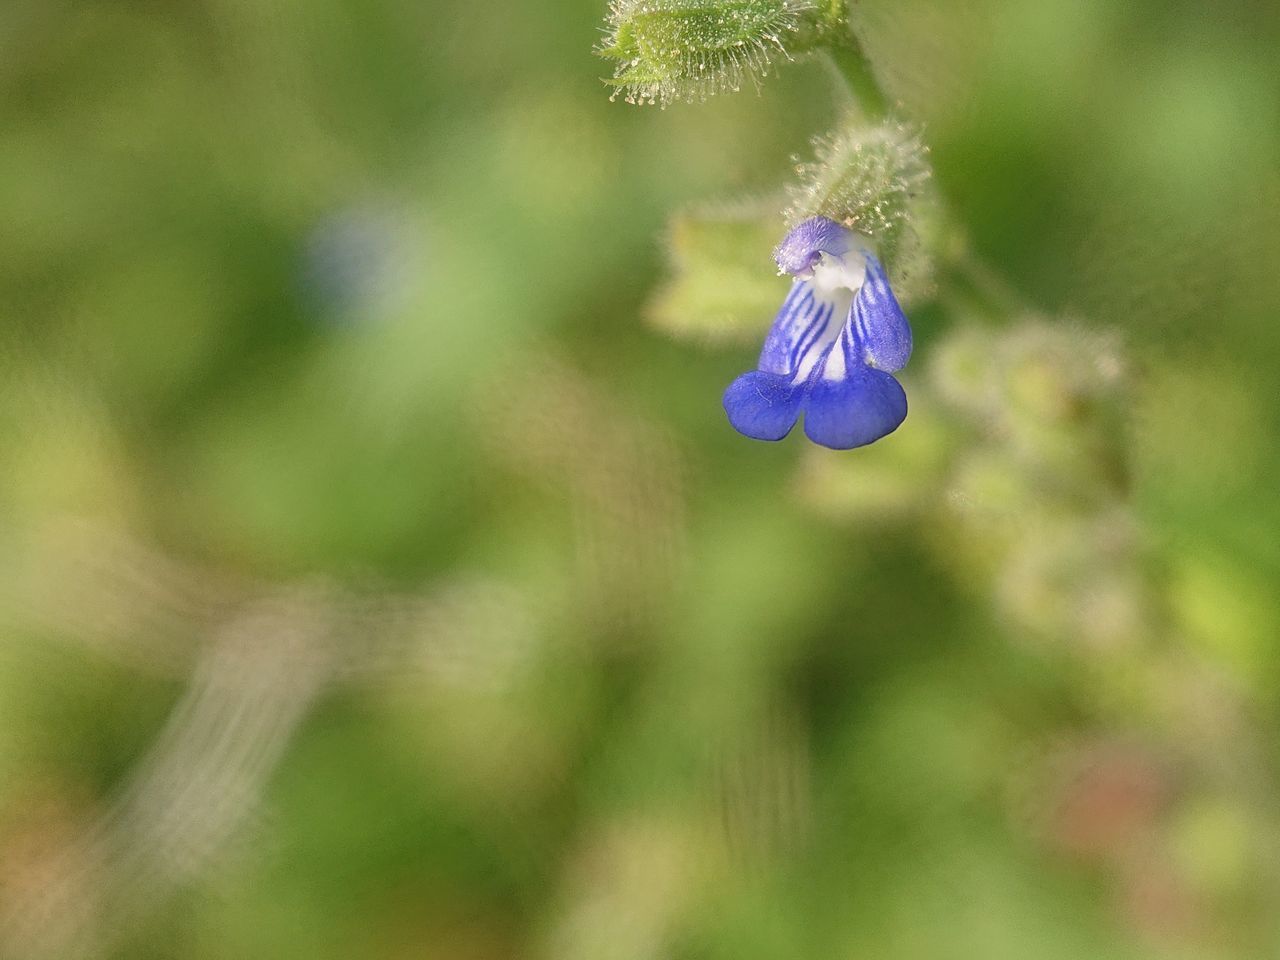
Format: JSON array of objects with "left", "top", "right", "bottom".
[{"left": 599, "top": 0, "right": 822, "bottom": 106}]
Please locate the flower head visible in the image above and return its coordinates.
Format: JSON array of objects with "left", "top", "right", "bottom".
[{"left": 723, "top": 216, "right": 912, "bottom": 449}]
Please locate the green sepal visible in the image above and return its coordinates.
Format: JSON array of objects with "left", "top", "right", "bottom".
[{"left": 786, "top": 120, "right": 932, "bottom": 261}]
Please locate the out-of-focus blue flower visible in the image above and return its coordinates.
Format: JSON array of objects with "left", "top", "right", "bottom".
[
  {"left": 723, "top": 216, "right": 912, "bottom": 449},
  {"left": 299, "top": 204, "right": 422, "bottom": 326}
]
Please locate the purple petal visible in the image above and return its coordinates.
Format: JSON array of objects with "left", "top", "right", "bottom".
[
  {"left": 723, "top": 371, "right": 804, "bottom": 442},
  {"left": 802, "top": 338, "right": 908, "bottom": 449},
  {"left": 852, "top": 253, "right": 912, "bottom": 372}
]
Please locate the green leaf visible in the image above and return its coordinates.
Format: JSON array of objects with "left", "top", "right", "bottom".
[{"left": 647, "top": 200, "right": 790, "bottom": 344}]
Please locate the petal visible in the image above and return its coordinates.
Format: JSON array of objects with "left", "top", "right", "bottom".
[
  {"left": 756, "top": 279, "right": 839, "bottom": 377},
  {"left": 852, "top": 253, "right": 912, "bottom": 372},
  {"left": 802, "top": 358, "right": 908, "bottom": 450},
  {"left": 723, "top": 371, "right": 804, "bottom": 442},
  {"left": 773, "top": 217, "right": 853, "bottom": 276}
]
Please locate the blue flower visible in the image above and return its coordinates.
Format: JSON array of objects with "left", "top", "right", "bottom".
[{"left": 723, "top": 216, "right": 912, "bottom": 449}]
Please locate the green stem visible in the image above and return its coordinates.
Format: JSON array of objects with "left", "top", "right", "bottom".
[
  {"left": 824, "top": 30, "right": 889, "bottom": 120},
  {"left": 818, "top": 11, "right": 1032, "bottom": 321},
  {"left": 956, "top": 249, "right": 1036, "bottom": 317}
]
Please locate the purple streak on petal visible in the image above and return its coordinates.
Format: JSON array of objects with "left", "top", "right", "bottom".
[
  {"left": 788, "top": 300, "right": 834, "bottom": 374},
  {"left": 852, "top": 253, "right": 912, "bottom": 372},
  {"left": 757, "top": 279, "right": 830, "bottom": 376}
]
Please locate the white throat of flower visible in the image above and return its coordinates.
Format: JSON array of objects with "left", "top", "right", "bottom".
[
  {"left": 808, "top": 249, "right": 868, "bottom": 295},
  {"left": 790, "top": 249, "right": 869, "bottom": 384}
]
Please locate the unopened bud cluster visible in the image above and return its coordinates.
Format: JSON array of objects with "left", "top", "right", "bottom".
[{"left": 599, "top": 0, "right": 826, "bottom": 106}]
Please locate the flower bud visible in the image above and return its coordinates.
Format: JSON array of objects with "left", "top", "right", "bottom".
[{"left": 599, "top": 0, "right": 828, "bottom": 106}]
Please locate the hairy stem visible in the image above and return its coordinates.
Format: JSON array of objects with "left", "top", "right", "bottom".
[{"left": 824, "top": 30, "right": 888, "bottom": 120}]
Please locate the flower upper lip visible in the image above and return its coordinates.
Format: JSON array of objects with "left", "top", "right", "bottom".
[
  {"left": 794, "top": 251, "right": 822, "bottom": 278},
  {"left": 772, "top": 216, "right": 852, "bottom": 275}
]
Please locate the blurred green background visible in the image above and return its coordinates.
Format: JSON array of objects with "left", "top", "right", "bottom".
[{"left": 2, "top": 0, "right": 1279, "bottom": 958}]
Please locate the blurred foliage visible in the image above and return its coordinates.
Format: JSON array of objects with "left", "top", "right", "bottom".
[
  {"left": 1, "top": 1, "right": 1279, "bottom": 959},
  {"left": 646, "top": 199, "right": 788, "bottom": 344}
]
